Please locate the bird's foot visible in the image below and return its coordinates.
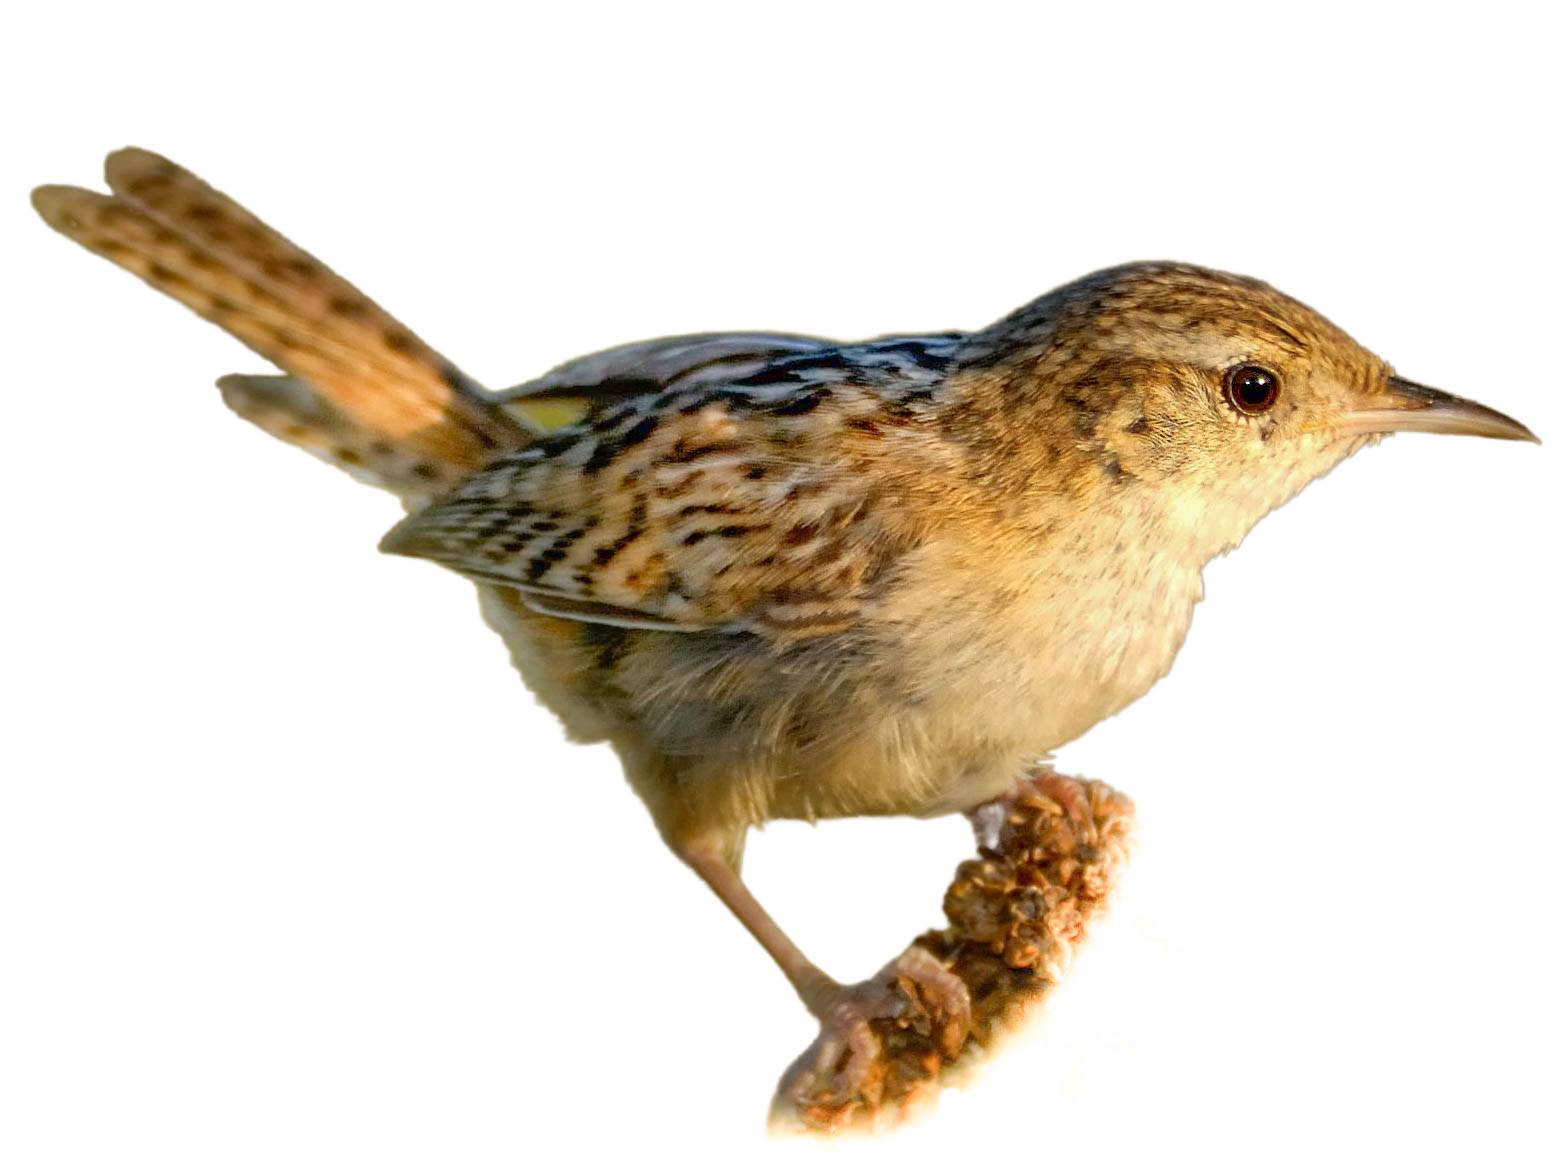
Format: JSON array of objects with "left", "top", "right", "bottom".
[
  {"left": 1024, "top": 768, "right": 1096, "bottom": 827},
  {"left": 772, "top": 771, "right": 1135, "bottom": 1132},
  {"left": 771, "top": 946, "right": 971, "bottom": 1131},
  {"left": 969, "top": 767, "right": 1097, "bottom": 850}
]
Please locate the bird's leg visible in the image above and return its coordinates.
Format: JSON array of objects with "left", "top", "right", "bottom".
[
  {"left": 678, "top": 841, "right": 838, "bottom": 1012},
  {"left": 678, "top": 843, "right": 970, "bottom": 1105}
]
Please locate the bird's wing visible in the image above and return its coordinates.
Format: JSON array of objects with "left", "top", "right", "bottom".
[
  {"left": 492, "top": 332, "right": 838, "bottom": 431},
  {"left": 493, "top": 331, "right": 964, "bottom": 431},
  {"left": 503, "top": 332, "right": 840, "bottom": 399},
  {"left": 382, "top": 339, "right": 960, "bottom": 637}
]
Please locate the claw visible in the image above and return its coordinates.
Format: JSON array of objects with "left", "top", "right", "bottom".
[
  {"left": 973, "top": 768, "right": 1095, "bottom": 836},
  {"left": 771, "top": 947, "right": 971, "bottom": 1130},
  {"left": 1029, "top": 770, "right": 1094, "bottom": 827}
]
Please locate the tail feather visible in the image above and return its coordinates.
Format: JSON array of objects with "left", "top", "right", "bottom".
[
  {"left": 218, "top": 374, "right": 461, "bottom": 497},
  {"left": 32, "top": 149, "right": 530, "bottom": 484}
]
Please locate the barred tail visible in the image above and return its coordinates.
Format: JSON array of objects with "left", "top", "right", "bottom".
[{"left": 32, "top": 148, "right": 531, "bottom": 493}]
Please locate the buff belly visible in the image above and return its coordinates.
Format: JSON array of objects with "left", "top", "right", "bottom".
[{"left": 474, "top": 542, "right": 1204, "bottom": 842}]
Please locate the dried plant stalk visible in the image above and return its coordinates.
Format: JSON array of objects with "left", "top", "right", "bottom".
[{"left": 773, "top": 771, "right": 1135, "bottom": 1132}]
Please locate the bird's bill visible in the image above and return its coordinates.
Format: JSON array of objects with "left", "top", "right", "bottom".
[{"left": 1336, "top": 375, "right": 1539, "bottom": 442}]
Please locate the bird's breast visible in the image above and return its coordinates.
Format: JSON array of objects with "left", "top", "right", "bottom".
[{"left": 881, "top": 513, "right": 1205, "bottom": 807}]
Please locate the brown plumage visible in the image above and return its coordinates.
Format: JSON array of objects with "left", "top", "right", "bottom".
[
  {"left": 33, "top": 148, "right": 527, "bottom": 489},
  {"left": 32, "top": 149, "right": 1537, "bottom": 1107}
]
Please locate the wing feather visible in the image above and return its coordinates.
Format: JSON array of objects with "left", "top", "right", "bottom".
[{"left": 381, "top": 344, "right": 957, "bottom": 636}]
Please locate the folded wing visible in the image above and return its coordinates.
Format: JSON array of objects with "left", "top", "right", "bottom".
[{"left": 382, "top": 353, "right": 952, "bottom": 637}]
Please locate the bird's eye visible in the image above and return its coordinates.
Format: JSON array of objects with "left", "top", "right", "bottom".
[{"left": 1224, "top": 365, "right": 1280, "bottom": 415}]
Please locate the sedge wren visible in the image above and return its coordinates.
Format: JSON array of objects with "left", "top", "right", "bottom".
[{"left": 32, "top": 149, "right": 1537, "bottom": 1099}]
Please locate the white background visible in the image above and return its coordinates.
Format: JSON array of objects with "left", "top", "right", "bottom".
[{"left": 3, "top": 3, "right": 1563, "bottom": 1172}]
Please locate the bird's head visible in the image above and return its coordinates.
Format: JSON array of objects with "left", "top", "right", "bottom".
[{"left": 953, "top": 262, "right": 1536, "bottom": 560}]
